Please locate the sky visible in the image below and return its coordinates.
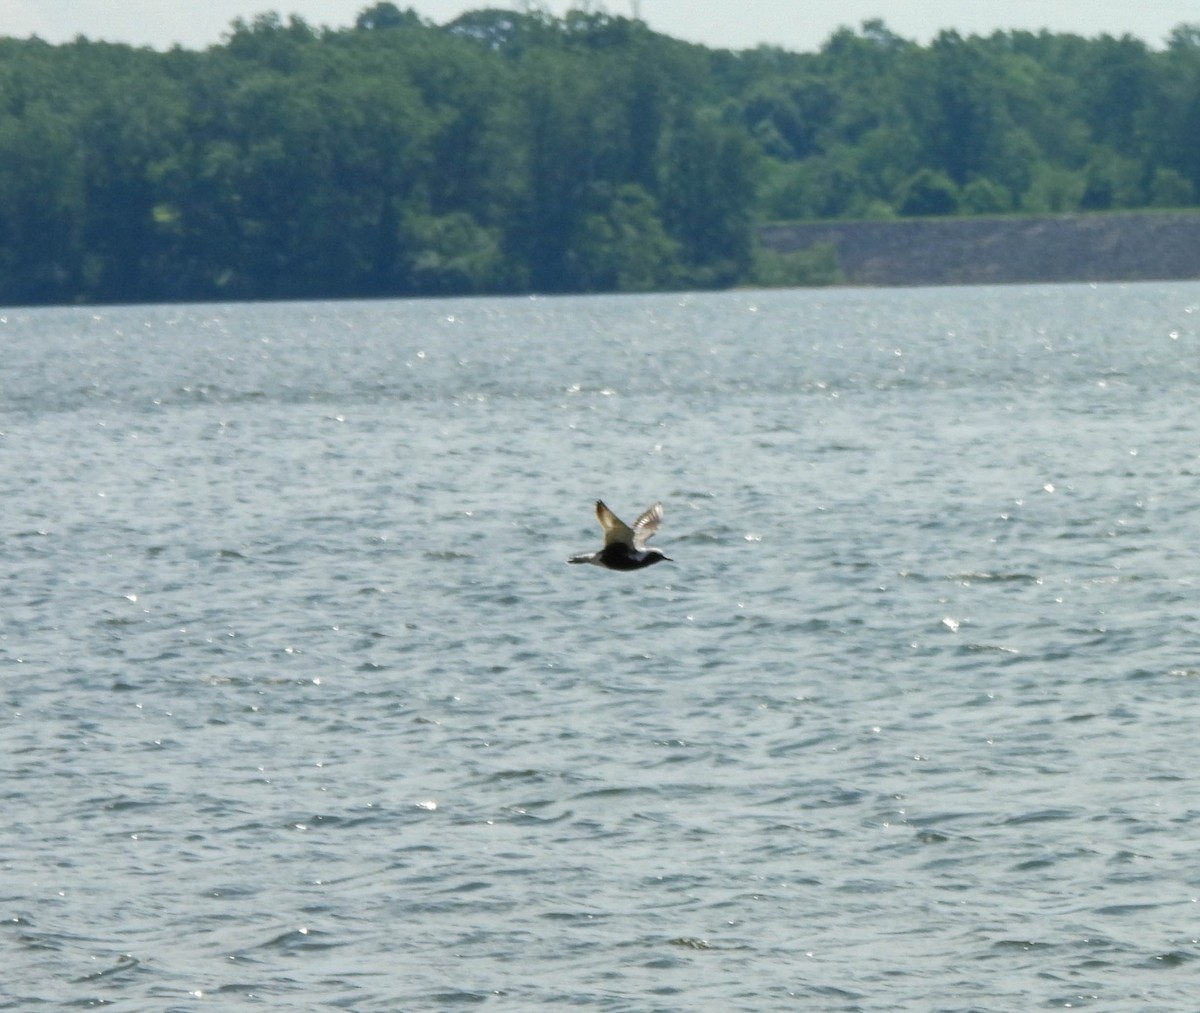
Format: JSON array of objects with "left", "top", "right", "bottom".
[{"left": 1, "top": 0, "right": 1197, "bottom": 53}]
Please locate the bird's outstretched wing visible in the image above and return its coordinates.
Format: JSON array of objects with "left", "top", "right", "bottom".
[
  {"left": 631, "top": 502, "right": 663, "bottom": 549},
  {"left": 596, "top": 500, "right": 636, "bottom": 547}
]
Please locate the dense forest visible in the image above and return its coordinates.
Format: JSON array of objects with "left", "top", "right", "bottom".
[{"left": 2, "top": 3, "right": 1200, "bottom": 304}]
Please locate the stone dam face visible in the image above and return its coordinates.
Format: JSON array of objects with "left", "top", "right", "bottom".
[{"left": 758, "top": 213, "right": 1200, "bottom": 286}]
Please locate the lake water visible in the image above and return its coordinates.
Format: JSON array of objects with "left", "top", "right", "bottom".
[{"left": 3, "top": 282, "right": 1199, "bottom": 1011}]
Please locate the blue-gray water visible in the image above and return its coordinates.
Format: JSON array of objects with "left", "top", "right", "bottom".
[{"left": 3, "top": 283, "right": 1199, "bottom": 1011}]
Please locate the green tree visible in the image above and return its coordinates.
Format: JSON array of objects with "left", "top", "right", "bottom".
[
  {"left": 573, "top": 183, "right": 679, "bottom": 290},
  {"left": 661, "top": 109, "right": 758, "bottom": 285},
  {"left": 903, "top": 32, "right": 1015, "bottom": 186},
  {"left": 1022, "top": 164, "right": 1086, "bottom": 212},
  {"left": 1148, "top": 166, "right": 1194, "bottom": 207},
  {"left": 751, "top": 241, "right": 840, "bottom": 287},
  {"left": 507, "top": 48, "right": 605, "bottom": 290},
  {"left": 0, "top": 103, "right": 85, "bottom": 302},
  {"left": 897, "top": 168, "right": 959, "bottom": 216},
  {"left": 355, "top": 3, "right": 424, "bottom": 31},
  {"left": 1154, "top": 26, "right": 1200, "bottom": 196},
  {"left": 959, "top": 177, "right": 1011, "bottom": 214},
  {"left": 1079, "top": 149, "right": 1143, "bottom": 209},
  {"left": 405, "top": 212, "right": 507, "bottom": 293},
  {"left": 71, "top": 43, "right": 189, "bottom": 301}
]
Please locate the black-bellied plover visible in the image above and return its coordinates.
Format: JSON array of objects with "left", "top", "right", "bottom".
[{"left": 568, "top": 500, "right": 672, "bottom": 570}]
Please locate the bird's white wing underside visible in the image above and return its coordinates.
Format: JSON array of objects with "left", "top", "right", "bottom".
[{"left": 631, "top": 502, "right": 663, "bottom": 548}]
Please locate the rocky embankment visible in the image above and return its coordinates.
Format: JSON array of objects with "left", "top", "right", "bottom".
[{"left": 758, "top": 212, "right": 1200, "bottom": 286}]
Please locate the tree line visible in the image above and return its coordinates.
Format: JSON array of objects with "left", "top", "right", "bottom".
[{"left": 0, "top": 4, "right": 1198, "bottom": 305}]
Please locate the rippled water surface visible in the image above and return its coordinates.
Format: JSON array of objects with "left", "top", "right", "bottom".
[{"left": 3, "top": 283, "right": 1200, "bottom": 1011}]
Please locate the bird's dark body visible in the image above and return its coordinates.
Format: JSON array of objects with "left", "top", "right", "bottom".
[{"left": 597, "top": 543, "right": 667, "bottom": 570}]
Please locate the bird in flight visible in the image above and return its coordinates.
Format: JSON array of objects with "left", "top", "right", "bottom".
[{"left": 568, "top": 500, "right": 672, "bottom": 570}]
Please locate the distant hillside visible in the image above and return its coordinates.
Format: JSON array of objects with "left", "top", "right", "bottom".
[{"left": 757, "top": 213, "right": 1200, "bottom": 287}]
